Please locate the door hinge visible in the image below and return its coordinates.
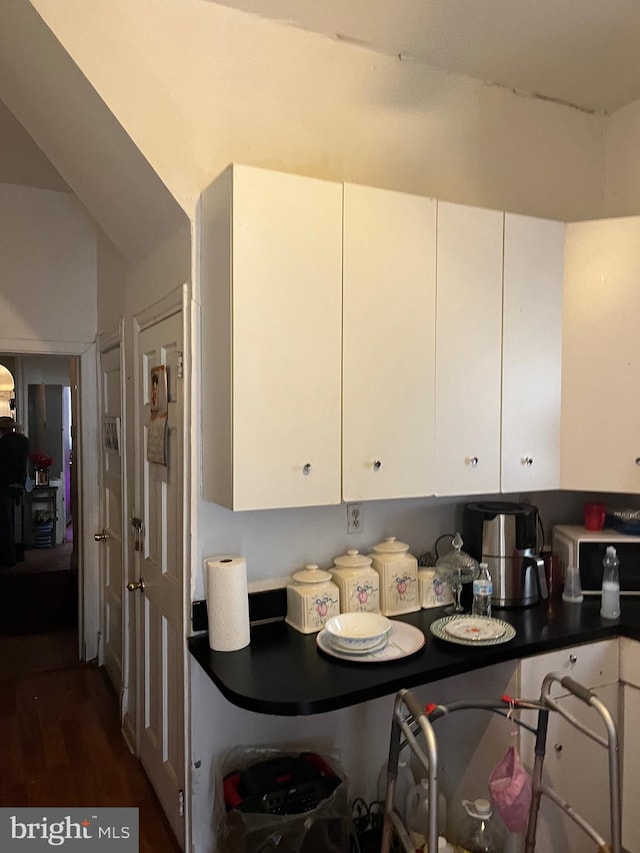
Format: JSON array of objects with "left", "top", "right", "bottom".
[
  {"left": 177, "top": 351, "right": 184, "bottom": 379},
  {"left": 178, "top": 789, "right": 185, "bottom": 817}
]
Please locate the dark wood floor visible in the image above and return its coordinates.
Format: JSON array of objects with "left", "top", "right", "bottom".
[{"left": 0, "top": 637, "right": 182, "bottom": 853}]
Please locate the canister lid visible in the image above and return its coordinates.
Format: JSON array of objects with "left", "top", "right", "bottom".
[
  {"left": 372, "top": 536, "right": 409, "bottom": 554},
  {"left": 291, "top": 563, "right": 333, "bottom": 584},
  {"left": 332, "top": 549, "right": 373, "bottom": 571}
]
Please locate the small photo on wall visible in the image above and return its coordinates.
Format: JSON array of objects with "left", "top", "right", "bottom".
[
  {"left": 103, "top": 416, "right": 121, "bottom": 454},
  {"left": 150, "top": 365, "right": 168, "bottom": 415}
]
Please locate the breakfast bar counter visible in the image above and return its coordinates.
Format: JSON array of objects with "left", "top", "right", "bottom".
[{"left": 188, "top": 597, "right": 640, "bottom": 716}]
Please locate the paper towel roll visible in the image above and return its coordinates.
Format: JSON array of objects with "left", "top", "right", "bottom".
[{"left": 206, "top": 555, "right": 250, "bottom": 651}]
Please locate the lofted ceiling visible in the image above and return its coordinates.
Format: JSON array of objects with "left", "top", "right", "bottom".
[{"left": 211, "top": 0, "right": 640, "bottom": 114}]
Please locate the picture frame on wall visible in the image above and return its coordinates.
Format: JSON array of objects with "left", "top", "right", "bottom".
[
  {"left": 103, "top": 415, "right": 121, "bottom": 454},
  {"left": 150, "top": 364, "right": 168, "bottom": 416}
]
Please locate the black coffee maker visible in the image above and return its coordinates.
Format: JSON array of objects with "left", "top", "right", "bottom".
[{"left": 463, "top": 501, "right": 548, "bottom": 608}]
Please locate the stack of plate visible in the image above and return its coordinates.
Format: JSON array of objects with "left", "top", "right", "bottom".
[
  {"left": 317, "top": 612, "right": 426, "bottom": 662},
  {"left": 430, "top": 614, "right": 516, "bottom": 647}
]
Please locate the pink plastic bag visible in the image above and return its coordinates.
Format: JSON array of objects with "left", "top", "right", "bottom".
[{"left": 488, "top": 744, "right": 532, "bottom": 833}]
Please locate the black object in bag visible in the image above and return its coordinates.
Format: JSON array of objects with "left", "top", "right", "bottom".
[{"left": 223, "top": 752, "right": 341, "bottom": 815}]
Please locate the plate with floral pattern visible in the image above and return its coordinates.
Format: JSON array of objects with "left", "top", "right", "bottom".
[
  {"left": 430, "top": 614, "right": 516, "bottom": 646},
  {"left": 317, "top": 621, "right": 425, "bottom": 662}
]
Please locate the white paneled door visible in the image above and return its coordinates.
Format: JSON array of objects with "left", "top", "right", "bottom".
[
  {"left": 97, "top": 332, "right": 125, "bottom": 701},
  {"left": 133, "top": 305, "right": 185, "bottom": 844}
]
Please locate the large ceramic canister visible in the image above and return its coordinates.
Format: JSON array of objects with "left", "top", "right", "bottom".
[
  {"left": 330, "top": 549, "right": 380, "bottom": 614},
  {"left": 418, "top": 567, "right": 454, "bottom": 609},
  {"left": 285, "top": 564, "right": 340, "bottom": 634},
  {"left": 370, "top": 537, "right": 420, "bottom": 616}
]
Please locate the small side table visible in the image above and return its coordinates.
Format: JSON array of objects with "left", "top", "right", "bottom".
[{"left": 25, "top": 486, "right": 58, "bottom": 549}]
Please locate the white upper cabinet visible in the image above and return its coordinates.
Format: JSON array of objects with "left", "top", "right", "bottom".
[
  {"left": 561, "top": 216, "right": 640, "bottom": 493},
  {"left": 201, "top": 165, "right": 343, "bottom": 510},
  {"left": 342, "top": 184, "right": 437, "bottom": 501},
  {"left": 434, "top": 201, "right": 504, "bottom": 496},
  {"left": 502, "top": 213, "right": 564, "bottom": 493}
]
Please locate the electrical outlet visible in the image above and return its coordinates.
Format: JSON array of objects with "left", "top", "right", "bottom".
[{"left": 347, "top": 503, "right": 363, "bottom": 534}]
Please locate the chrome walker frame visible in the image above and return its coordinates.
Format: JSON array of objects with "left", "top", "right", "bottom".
[{"left": 380, "top": 672, "right": 622, "bottom": 853}]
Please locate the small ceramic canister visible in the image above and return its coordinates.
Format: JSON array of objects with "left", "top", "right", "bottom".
[
  {"left": 418, "top": 567, "right": 454, "bottom": 609},
  {"left": 330, "top": 549, "right": 380, "bottom": 614},
  {"left": 285, "top": 564, "right": 340, "bottom": 634},
  {"left": 370, "top": 536, "right": 420, "bottom": 616}
]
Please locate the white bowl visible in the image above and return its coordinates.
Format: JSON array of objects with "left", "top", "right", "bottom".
[{"left": 323, "top": 612, "right": 391, "bottom": 650}]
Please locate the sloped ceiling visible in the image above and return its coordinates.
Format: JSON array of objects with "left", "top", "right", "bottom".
[
  {"left": 0, "top": 0, "right": 186, "bottom": 265},
  {"left": 212, "top": 0, "right": 640, "bottom": 114},
  {"left": 0, "top": 99, "right": 69, "bottom": 192}
]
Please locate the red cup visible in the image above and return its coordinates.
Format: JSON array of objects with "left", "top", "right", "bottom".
[{"left": 584, "top": 502, "right": 606, "bottom": 531}]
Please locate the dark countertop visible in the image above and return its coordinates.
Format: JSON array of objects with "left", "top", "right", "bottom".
[{"left": 188, "top": 597, "right": 640, "bottom": 717}]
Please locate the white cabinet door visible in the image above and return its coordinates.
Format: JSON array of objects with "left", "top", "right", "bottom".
[
  {"left": 620, "top": 638, "right": 640, "bottom": 851},
  {"left": 434, "top": 201, "right": 504, "bottom": 496},
  {"left": 342, "top": 184, "right": 437, "bottom": 501},
  {"left": 519, "top": 642, "right": 621, "bottom": 853},
  {"left": 562, "top": 216, "right": 640, "bottom": 492},
  {"left": 521, "top": 683, "right": 620, "bottom": 853},
  {"left": 623, "top": 685, "right": 640, "bottom": 852},
  {"left": 502, "top": 214, "right": 564, "bottom": 493},
  {"left": 201, "top": 165, "right": 343, "bottom": 510}
]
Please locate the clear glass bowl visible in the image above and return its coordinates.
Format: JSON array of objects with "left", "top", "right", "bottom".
[{"left": 435, "top": 532, "right": 479, "bottom": 613}]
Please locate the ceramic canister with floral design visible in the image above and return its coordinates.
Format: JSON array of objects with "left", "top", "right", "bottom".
[
  {"left": 369, "top": 536, "right": 420, "bottom": 616},
  {"left": 330, "top": 549, "right": 380, "bottom": 614},
  {"left": 285, "top": 564, "right": 340, "bottom": 634},
  {"left": 418, "top": 567, "right": 455, "bottom": 609}
]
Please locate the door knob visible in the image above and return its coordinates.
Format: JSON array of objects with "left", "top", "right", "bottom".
[
  {"left": 127, "top": 578, "right": 146, "bottom": 592},
  {"left": 94, "top": 530, "right": 108, "bottom": 542}
]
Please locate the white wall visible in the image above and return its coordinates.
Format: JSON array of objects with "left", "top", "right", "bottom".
[
  {"left": 604, "top": 99, "right": 640, "bottom": 216},
  {"left": 20, "top": 353, "right": 71, "bottom": 385},
  {"left": 0, "top": 98, "right": 69, "bottom": 192},
  {"left": 0, "top": 184, "right": 97, "bottom": 349},
  {"left": 32, "top": 0, "right": 606, "bottom": 223}
]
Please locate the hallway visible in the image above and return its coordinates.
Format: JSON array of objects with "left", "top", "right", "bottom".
[{"left": 0, "top": 634, "right": 182, "bottom": 853}]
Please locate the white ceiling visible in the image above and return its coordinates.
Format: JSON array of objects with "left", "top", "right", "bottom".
[{"left": 211, "top": 0, "right": 640, "bottom": 114}]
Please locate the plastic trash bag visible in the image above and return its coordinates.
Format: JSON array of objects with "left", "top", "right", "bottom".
[
  {"left": 488, "top": 745, "right": 532, "bottom": 833},
  {"left": 215, "top": 746, "right": 350, "bottom": 853}
]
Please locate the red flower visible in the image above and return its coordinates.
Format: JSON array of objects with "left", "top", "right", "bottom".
[{"left": 30, "top": 451, "right": 54, "bottom": 469}]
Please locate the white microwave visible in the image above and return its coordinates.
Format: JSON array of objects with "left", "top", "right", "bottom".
[{"left": 552, "top": 525, "right": 640, "bottom": 596}]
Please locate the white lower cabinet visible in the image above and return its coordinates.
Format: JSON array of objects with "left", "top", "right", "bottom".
[
  {"left": 620, "top": 637, "right": 640, "bottom": 853},
  {"left": 519, "top": 641, "right": 621, "bottom": 853}
]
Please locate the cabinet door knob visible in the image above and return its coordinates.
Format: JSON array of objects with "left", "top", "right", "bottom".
[
  {"left": 635, "top": 458, "right": 640, "bottom": 467},
  {"left": 94, "top": 529, "right": 108, "bottom": 542},
  {"left": 465, "top": 456, "right": 479, "bottom": 467},
  {"left": 302, "top": 463, "right": 312, "bottom": 476},
  {"left": 554, "top": 743, "right": 563, "bottom": 754},
  {"left": 521, "top": 456, "right": 534, "bottom": 466},
  {"left": 372, "top": 459, "right": 382, "bottom": 471},
  {"left": 569, "top": 654, "right": 577, "bottom": 665}
]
